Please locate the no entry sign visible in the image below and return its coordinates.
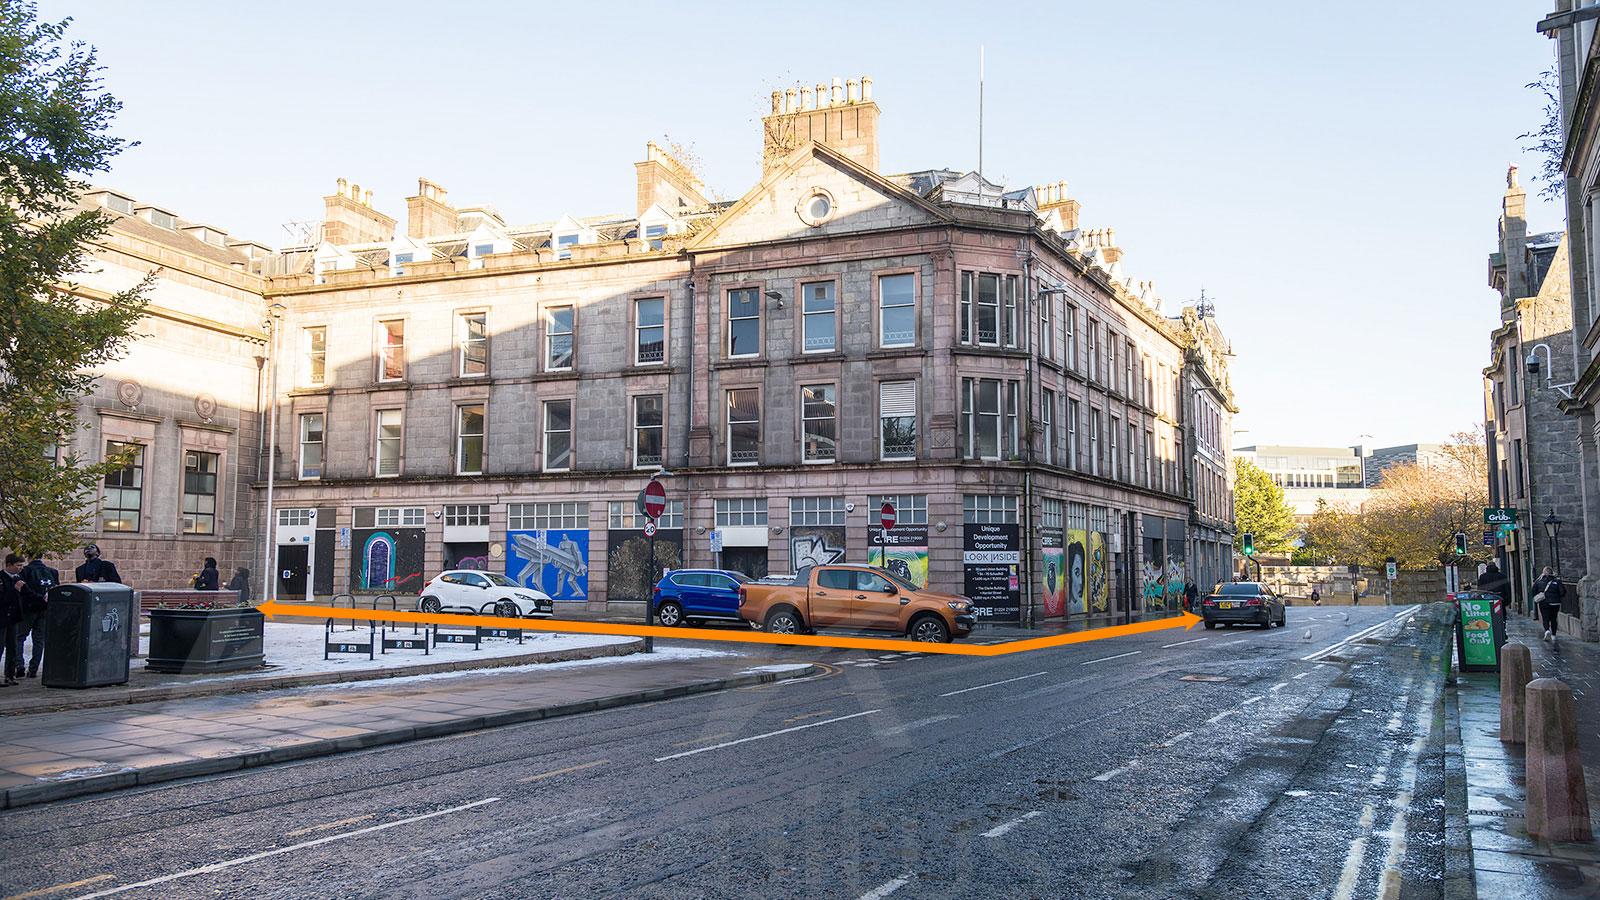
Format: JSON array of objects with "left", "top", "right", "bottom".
[
  {"left": 641, "top": 479, "right": 667, "bottom": 520},
  {"left": 880, "top": 502, "right": 897, "bottom": 531}
]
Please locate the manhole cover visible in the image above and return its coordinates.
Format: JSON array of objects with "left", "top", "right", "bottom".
[{"left": 1180, "top": 674, "right": 1230, "bottom": 683}]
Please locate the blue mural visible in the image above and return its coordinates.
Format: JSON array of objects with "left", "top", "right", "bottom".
[{"left": 507, "top": 529, "right": 590, "bottom": 601}]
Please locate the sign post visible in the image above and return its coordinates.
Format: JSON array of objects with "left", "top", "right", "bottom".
[{"left": 640, "top": 478, "right": 667, "bottom": 653}]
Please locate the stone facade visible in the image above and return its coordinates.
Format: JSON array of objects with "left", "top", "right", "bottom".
[{"left": 1485, "top": 168, "right": 1587, "bottom": 626}]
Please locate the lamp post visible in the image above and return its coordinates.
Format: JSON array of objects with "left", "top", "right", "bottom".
[
  {"left": 260, "top": 303, "right": 286, "bottom": 604},
  {"left": 1544, "top": 511, "right": 1564, "bottom": 579}
]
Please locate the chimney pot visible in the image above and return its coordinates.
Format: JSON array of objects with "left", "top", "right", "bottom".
[
  {"left": 336, "top": 177, "right": 348, "bottom": 195},
  {"left": 832, "top": 77, "right": 844, "bottom": 104},
  {"left": 785, "top": 87, "right": 798, "bottom": 114},
  {"left": 351, "top": 183, "right": 360, "bottom": 200},
  {"left": 847, "top": 78, "right": 860, "bottom": 103},
  {"left": 862, "top": 76, "right": 873, "bottom": 100},
  {"left": 816, "top": 82, "right": 828, "bottom": 108},
  {"left": 801, "top": 86, "right": 812, "bottom": 110},
  {"left": 363, "top": 189, "right": 373, "bottom": 207},
  {"left": 771, "top": 90, "right": 782, "bottom": 114}
]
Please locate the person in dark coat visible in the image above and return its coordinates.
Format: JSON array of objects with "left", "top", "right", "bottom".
[
  {"left": 224, "top": 567, "right": 252, "bottom": 605},
  {"left": 1532, "top": 566, "right": 1567, "bottom": 645},
  {"left": 194, "top": 558, "right": 220, "bottom": 591},
  {"left": 1183, "top": 582, "right": 1198, "bottom": 612},
  {"left": 75, "top": 544, "right": 123, "bottom": 585},
  {"left": 0, "top": 554, "right": 27, "bottom": 686},
  {"left": 1477, "top": 562, "right": 1511, "bottom": 609},
  {"left": 16, "top": 554, "right": 58, "bottom": 678}
]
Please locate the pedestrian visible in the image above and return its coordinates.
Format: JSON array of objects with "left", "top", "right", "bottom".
[
  {"left": 1183, "top": 582, "right": 1198, "bottom": 613},
  {"left": 1533, "top": 566, "right": 1567, "bottom": 645},
  {"left": 1478, "top": 562, "right": 1511, "bottom": 611},
  {"left": 1311, "top": 585, "right": 1322, "bottom": 606},
  {"left": 75, "top": 544, "right": 123, "bottom": 585},
  {"left": 0, "top": 554, "right": 27, "bottom": 686},
  {"left": 193, "top": 557, "right": 220, "bottom": 591},
  {"left": 16, "top": 553, "right": 58, "bottom": 679},
  {"left": 225, "top": 567, "right": 252, "bottom": 605},
  {"left": 1352, "top": 584, "right": 1360, "bottom": 607}
]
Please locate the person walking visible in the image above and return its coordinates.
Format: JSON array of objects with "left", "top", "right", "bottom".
[
  {"left": 193, "top": 557, "right": 220, "bottom": 591},
  {"left": 1311, "top": 585, "right": 1322, "bottom": 606},
  {"left": 75, "top": 544, "right": 123, "bottom": 585},
  {"left": 225, "top": 567, "right": 252, "bottom": 605},
  {"left": 1352, "top": 584, "right": 1361, "bottom": 607},
  {"left": 1533, "top": 566, "right": 1567, "bottom": 645},
  {"left": 1478, "top": 562, "right": 1512, "bottom": 610},
  {"left": 1183, "top": 582, "right": 1198, "bottom": 613},
  {"left": 0, "top": 554, "right": 27, "bottom": 686},
  {"left": 16, "top": 554, "right": 58, "bottom": 678}
]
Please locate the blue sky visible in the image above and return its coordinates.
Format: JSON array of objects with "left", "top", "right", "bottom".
[{"left": 46, "top": 0, "right": 1564, "bottom": 448}]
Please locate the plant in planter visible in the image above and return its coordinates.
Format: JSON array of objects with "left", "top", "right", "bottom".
[{"left": 146, "top": 597, "right": 266, "bottom": 674}]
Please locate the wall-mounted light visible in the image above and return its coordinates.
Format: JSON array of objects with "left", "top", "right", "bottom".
[
  {"left": 765, "top": 290, "right": 784, "bottom": 310},
  {"left": 433, "top": 509, "right": 442, "bottom": 520}
]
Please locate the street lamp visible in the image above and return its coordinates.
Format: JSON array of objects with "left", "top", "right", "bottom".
[{"left": 1544, "top": 511, "right": 1564, "bottom": 579}]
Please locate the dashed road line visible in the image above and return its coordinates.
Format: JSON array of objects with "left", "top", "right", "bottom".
[
  {"left": 1293, "top": 672, "right": 1310, "bottom": 680},
  {"left": 1159, "top": 731, "right": 1193, "bottom": 748},
  {"left": 654, "top": 710, "right": 880, "bottom": 762},
  {"left": 1206, "top": 709, "right": 1239, "bottom": 726},
  {"left": 1241, "top": 695, "right": 1264, "bottom": 706},
  {"left": 1082, "top": 650, "right": 1142, "bottom": 665},
  {"left": 858, "top": 875, "right": 914, "bottom": 899},
  {"left": 939, "top": 671, "right": 1048, "bottom": 697},
  {"left": 1161, "top": 638, "right": 1206, "bottom": 649},
  {"left": 878, "top": 714, "right": 958, "bottom": 737},
  {"left": 1269, "top": 682, "right": 1289, "bottom": 692},
  {"left": 981, "top": 810, "right": 1044, "bottom": 837},
  {"left": 1092, "top": 765, "right": 1133, "bottom": 782}
]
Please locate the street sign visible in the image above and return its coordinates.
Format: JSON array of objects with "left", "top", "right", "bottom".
[
  {"left": 641, "top": 479, "right": 667, "bottom": 520},
  {"left": 1484, "top": 507, "right": 1517, "bottom": 525},
  {"left": 1482, "top": 530, "right": 1494, "bottom": 546},
  {"left": 1385, "top": 561, "right": 1397, "bottom": 580},
  {"left": 709, "top": 529, "right": 723, "bottom": 553},
  {"left": 1445, "top": 564, "right": 1460, "bottom": 594},
  {"left": 643, "top": 521, "right": 657, "bottom": 538},
  {"left": 880, "top": 501, "right": 897, "bottom": 531}
]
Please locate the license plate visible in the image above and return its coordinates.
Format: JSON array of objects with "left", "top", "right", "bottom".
[{"left": 1221, "top": 601, "right": 1236, "bottom": 609}]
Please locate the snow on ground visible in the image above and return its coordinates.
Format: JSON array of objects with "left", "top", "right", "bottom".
[
  {"left": 137, "top": 622, "right": 637, "bottom": 684},
  {"left": 294, "top": 645, "right": 752, "bottom": 691}
]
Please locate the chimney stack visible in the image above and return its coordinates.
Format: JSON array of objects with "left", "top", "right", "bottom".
[
  {"left": 635, "top": 141, "right": 709, "bottom": 216},
  {"left": 322, "top": 176, "right": 396, "bottom": 245},
  {"left": 761, "top": 73, "right": 882, "bottom": 176},
  {"left": 406, "top": 177, "right": 459, "bottom": 240}
]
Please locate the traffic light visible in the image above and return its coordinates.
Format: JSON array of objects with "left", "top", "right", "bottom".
[
  {"left": 1241, "top": 532, "right": 1256, "bottom": 558},
  {"left": 1453, "top": 532, "right": 1468, "bottom": 556}
]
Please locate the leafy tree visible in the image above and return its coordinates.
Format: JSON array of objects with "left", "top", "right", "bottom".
[
  {"left": 1233, "top": 458, "right": 1296, "bottom": 555},
  {"left": 0, "top": 1, "right": 148, "bottom": 554},
  {"left": 1519, "top": 67, "right": 1566, "bottom": 202}
]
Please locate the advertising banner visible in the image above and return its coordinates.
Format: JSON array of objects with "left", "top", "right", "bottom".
[
  {"left": 1040, "top": 526, "right": 1066, "bottom": 617},
  {"left": 1457, "top": 595, "right": 1500, "bottom": 671},
  {"left": 507, "top": 529, "right": 591, "bottom": 601},
  {"left": 964, "top": 523, "right": 1021, "bottom": 623},
  {"left": 350, "top": 528, "right": 426, "bottom": 594},
  {"left": 1088, "top": 531, "right": 1109, "bottom": 613},
  {"left": 790, "top": 525, "right": 847, "bottom": 569},
  {"left": 1067, "top": 529, "right": 1088, "bottom": 615},
  {"left": 605, "top": 528, "right": 684, "bottom": 604},
  {"left": 868, "top": 524, "right": 930, "bottom": 588}
]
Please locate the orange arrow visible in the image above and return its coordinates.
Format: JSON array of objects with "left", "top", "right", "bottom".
[{"left": 259, "top": 601, "right": 1200, "bottom": 657}]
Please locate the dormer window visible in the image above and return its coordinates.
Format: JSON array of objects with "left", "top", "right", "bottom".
[
  {"left": 556, "top": 234, "right": 579, "bottom": 260},
  {"left": 474, "top": 243, "right": 495, "bottom": 257},
  {"left": 148, "top": 210, "right": 175, "bottom": 230},
  {"left": 103, "top": 195, "right": 133, "bottom": 215},
  {"left": 644, "top": 225, "right": 667, "bottom": 250},
  {"left": 392, "top": 252, "right": 413, "bottom": 276}
]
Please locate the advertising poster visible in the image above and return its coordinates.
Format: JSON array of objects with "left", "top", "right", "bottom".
[
  {"left": 963, "top": 523, "right": 1021, "bottom": 623},
  {"left": 868, "top": 524, "right": 930, "bottom": 588},
  {"left": 606, "top": 529, "right": 684, "bottom": 604},
  {"left": 507, "top": 528, "right": 591, "bottom": 601},
  {"left": 790, "top": 525, "right": 846, "bottom": 569},
  {"left": 350, "top": 528, "right": 427, "bottom": 594},
  {"left": 1067, "top": 529, "right": 1088, "bottom": 615},
  {"left": 1040, "top": 526, "right": 1066, "bottom": 617},
  {"left": 1088, "top": 531, "right": 1109, "bottom": 613}
]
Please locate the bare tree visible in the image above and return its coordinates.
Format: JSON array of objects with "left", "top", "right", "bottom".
[{"left": 1520, "top": 67, "right": 1566, "bottom": 202}]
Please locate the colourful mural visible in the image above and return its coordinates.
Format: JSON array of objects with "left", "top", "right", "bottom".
[
  {"left": 1088, "top": 531, "right": 1109, "bottom": 613},
  {"left": 1040, "top": 527, "right": 1066, "bottom": 617},
  {"left": 349, "top": 528, "right": 426, "bottom": 594},
  {"left": 1067, "top": 529, "right": 1088, "bottom": 615},
  {"left": 507, "top": 529, "right": 590, "bottom": 601},
  {"left": 869, "top": 525, "right": 930, "bottom": 588}
]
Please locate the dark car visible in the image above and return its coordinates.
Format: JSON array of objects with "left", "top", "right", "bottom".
[
  {"left": 652, "top": 569, "right": 751, "bottom": 626},
  {"left": 1201, "top": 581, "right": 1286, "bottom": 629}
]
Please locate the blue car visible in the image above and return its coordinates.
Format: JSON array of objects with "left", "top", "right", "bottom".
[{"left": 652, "top": 569, "right": 751, "bottom": 626}]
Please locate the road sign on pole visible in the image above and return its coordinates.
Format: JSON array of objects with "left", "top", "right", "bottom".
[
  {"left": 641, "top": 479, "right": 667, "bottom": 520},
  {"left": 1385, "top": 561, "right": 1398, "bottom": 580},
  {"left": 880, "top": 502, "right": 897, "bottom": 531},
  {"left": 709, "top": 530, "right": 723, "bottom": 553},
  {"left": 643, "top": 521, "right": 657, "bottom": 538}
]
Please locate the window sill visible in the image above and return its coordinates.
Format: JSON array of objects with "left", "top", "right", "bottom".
[
  {"left": 792, "top": 351, "right": 845, "bottom": 364},
  {"left": 865, "top": 348, "right": 925, "bottom": 360},
  {"left": 714, "top": 358, "right": 769, "bottom": 370},
  {"left": 951, "top": 347, "right": 1028, "bottom": 360},
  {"left": 290, "top": 386, "right": 333, "bottom": 397},
  {"left": 531, "top": 371, "right": 581, "bottom": 383}
]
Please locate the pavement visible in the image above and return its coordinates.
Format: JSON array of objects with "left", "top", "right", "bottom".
[
  {"left": 0, "top": 604, "right": 1466, "bottom": 899},
  {"left": 1452, "top": 610, "right": 1600, "bottom": 897}
]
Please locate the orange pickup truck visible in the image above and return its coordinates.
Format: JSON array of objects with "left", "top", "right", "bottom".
[{"left": 737, "top": 565, "right": 976, "bottom": 643}]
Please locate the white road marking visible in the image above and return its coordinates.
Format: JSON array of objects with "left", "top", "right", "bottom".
[
  {"left": 73, "top": 798, "right": 501, "bottom": 899},
  {"left": 1226, "top": 639, "right": 1249, "bottom": 645},
  {"left": 1159, "top": 731, "right": 1193, "bottom": 748},
  {"left": 1269, "top": 682, "right": 1289, "bottom": 692},
  {"left": 1302, "top": 613, "right": 1415, "bottom": 662},
  {"left": 938, "top": 671, "right": 1048, "bottom": 697},
  {"left": 1293, "top": 672, "right": 1310, "bottom": 680},
  {"left": 1161, "top": 638, "right": 1206, "bottom": 648},
  {"left": 878, "top": 655, "right": 900, "bottom": 661},
  {"left": 1241, "top": 695, "right": 1264, "bottom": 706},
  {"left": 654, "top": 710, "right": 880, "bottom": 761},
  {"left": 981, "top": 810, "right": 1044, "bottom": 837},
  {"left": 858, "top": 875, "right": 914, "bottom": 900},
  {"left": 1092, "top": 765, "right": 1133, "bottom": 782},
  {"left": 877, "top": 714, "right": 957, "bottom": 737},
  {"left": 1082, "top": 650, "right": 1142, "bottom": 665},
  {"left": 1206, "top": 709, "right": 1239, "bottom": 726}
]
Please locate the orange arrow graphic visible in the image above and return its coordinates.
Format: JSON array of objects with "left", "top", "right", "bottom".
[{"left": 259, "top": 601, "right": 1201, "bottom": 657}]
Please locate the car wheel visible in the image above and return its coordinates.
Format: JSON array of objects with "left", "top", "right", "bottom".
[
  {"left": 909, "top": 615, "right": 951, "bottom": 643},
  {"left": 1203, "top": 621, "right": 1217, "bottom": 630},
  {"left": 420, "top": 596, "right": 442, "bottom": 614},
  {"left": 494, "top": 599, "right": 519, "bottom": 619},
  {"left": 764, "top": 608, "right": 803, "bottom": 635},
  {"left": 657, "top": 600, "right": 685, "bottom": 627}
]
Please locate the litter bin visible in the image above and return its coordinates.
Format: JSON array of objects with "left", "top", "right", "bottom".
[
  {"left": 1453, "top": 589, "right": 1507, "bottom": 673},
  {"left": 40, "top": 583, "right": 135, "bottom": 688}
]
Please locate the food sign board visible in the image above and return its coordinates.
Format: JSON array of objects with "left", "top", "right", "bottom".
[{"left": 1455, "top": 593, "right": 1500, "bottom": 671}]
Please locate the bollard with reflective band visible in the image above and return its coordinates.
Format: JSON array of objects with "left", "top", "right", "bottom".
[
  {"left": 1499, "top": 642, "right": 1532, "bottom": 744},
  {"left": 1525, "top": 677, "right": 1594, "bottom": 842}
]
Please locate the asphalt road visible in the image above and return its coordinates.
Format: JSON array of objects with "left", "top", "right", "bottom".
[{"left": 0, "top": 604, "right": 1450, "bottom": 900}]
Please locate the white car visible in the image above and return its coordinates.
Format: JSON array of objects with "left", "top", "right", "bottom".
[{"left": 417, "top": 570, "right": 554, "bottom": 618}]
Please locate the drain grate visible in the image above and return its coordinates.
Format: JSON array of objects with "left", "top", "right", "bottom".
[
  {"left": 1180, "top": 674, "right": 1230, "bottom": 683},
  {"left": 1468, "top": 809, "right": 1523, "bottom": 818}
]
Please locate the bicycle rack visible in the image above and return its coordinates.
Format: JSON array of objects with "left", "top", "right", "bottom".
[
  {"left": 330, "top": 593, "right": 357, "bottom": 631},
  {"left": 432, "top": 622, "right": 481, "bottom": 650},
  {"left": 325, "top": 619, "right": 375, "bottom": 660},
  {"left": 380, "top": 625, "right": 429, "bottom": 655}
]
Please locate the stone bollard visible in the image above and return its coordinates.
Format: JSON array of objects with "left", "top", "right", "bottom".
[
  {"left": 1525, "top": 677, "right": 1595, "bottom": 841},
  {"left": 1500, "top": 643, "right": 1533, "bottom": 744}
]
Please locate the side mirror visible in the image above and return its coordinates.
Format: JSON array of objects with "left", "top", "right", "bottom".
[{"left": 885, "top": 585, "right": 899, "bottom": 595}]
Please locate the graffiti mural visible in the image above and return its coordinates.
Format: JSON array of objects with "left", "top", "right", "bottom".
[
  {"left": 606, "top": 529, "right": 684, "bottom": 604},
  {"left": 507, "top": 529, "right": 590, "bottom": 601},
  {"left": 1088, "top": 531, "right": 1109, "bottom": 613},
  {"left": 1040, "top": 527, "right": 1066, "bottom": 617},
  {"left": 1067, "top": 529, "right": 1087, "bottom": 615},
  {"left": 349, "top": 528, "right": 426, "bottom": 594},
  {"left": 868, "top": 524, "right": 930, "bottom": 588},
  {"left": 790, "top": 526, "right": 845, "bottom": 569}
]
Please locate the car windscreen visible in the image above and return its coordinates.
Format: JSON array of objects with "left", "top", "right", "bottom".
[
  {"left": 482, "top": 573, "right": 518, "bottom": 587},
  {"left": 1217, "top": 583, "right": 1262, "bottom": 596}
]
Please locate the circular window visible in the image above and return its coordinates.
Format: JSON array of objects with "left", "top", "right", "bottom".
[{"left": 797, "top": 189, "right": 835, "bottom": 227}]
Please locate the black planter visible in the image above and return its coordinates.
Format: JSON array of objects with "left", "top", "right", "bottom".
[{"left": 146, "top": 607, "right": 266, "bottom": 674}]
